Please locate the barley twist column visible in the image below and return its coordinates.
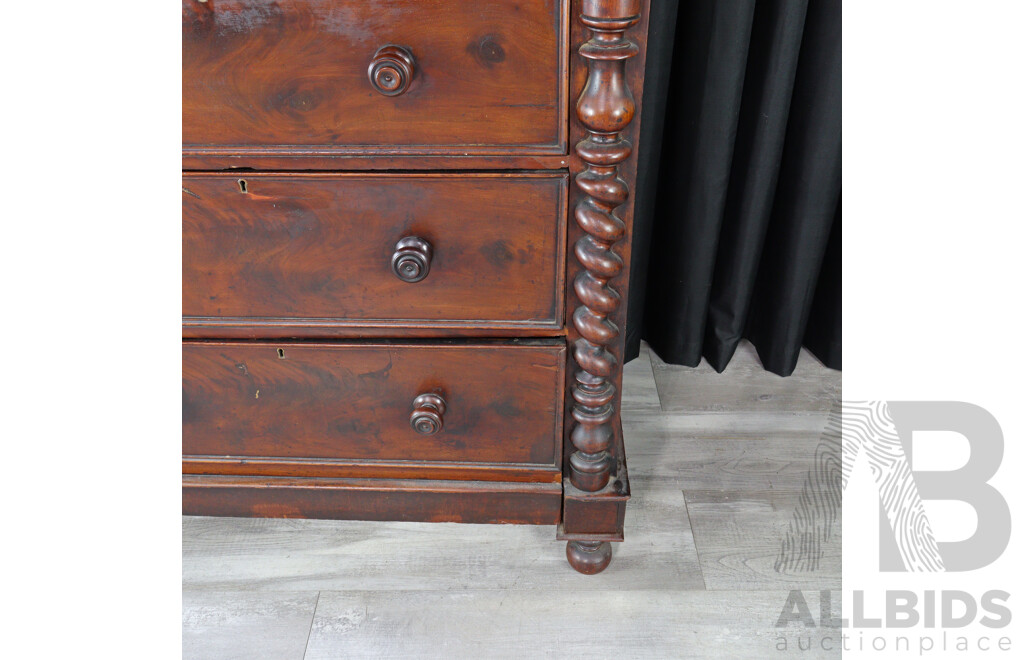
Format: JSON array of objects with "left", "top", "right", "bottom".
[{"left": 565, "top": 0, "right": 640, "bottom": 574}]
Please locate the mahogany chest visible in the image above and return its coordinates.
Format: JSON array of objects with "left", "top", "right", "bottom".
[{"left": 182, "top": 0, "right": 650, "bottom": 573}]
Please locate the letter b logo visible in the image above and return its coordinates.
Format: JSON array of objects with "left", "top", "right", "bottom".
[{"left": 876, "top": 402, "right": 1010, "bottom": 571}]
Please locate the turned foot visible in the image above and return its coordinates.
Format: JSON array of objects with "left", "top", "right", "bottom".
[{"left": 566, "top": 541, "right": 612, "bottom": 574}]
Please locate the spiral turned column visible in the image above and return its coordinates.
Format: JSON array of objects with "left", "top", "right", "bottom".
[
  {"left": 569, "top": 0, "right": 639, "bottom": 493},
  {"left": 564, "top": 0, "right": 640, "bottom": 575}
]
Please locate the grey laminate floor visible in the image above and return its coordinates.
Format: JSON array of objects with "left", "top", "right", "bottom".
[{"left": 183, "top": 341, "right": 842, "bottom": 659}]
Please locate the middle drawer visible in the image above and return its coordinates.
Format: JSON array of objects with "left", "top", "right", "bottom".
[{"left": 183, "top": 173, "right": 567, "bottom": 337}]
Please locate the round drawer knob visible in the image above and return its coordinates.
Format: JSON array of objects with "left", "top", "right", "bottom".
[
  {"left": 410, "top": 393, "right": 447, "bottom": 436},
  {"left": 368, "top": 45, "right": 416, "bottom": 96},
  {"left": 391, "top": 236, "right": 433, "bottom": 283}
]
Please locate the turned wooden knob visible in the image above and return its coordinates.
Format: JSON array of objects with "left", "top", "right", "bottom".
[
  {"left": 410, "top": 393, "right": 446, "bottom": 436},
  {"left": 368, "top": 45, "right": 416, "bottom": 96},
  {"left": 391, "top": 236, "right": 432, "bottom": 283}
]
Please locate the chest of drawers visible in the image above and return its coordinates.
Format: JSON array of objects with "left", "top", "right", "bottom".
[{"left": 182, "top": 0, "right": 650, "bottom": 574}]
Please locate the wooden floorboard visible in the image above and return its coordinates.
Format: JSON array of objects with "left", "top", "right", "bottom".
[
  {"left": 684, "top": 489, "right": 841, "bottom": 591},
  {"left": 183, "top": 341, "right": 841, "bottom": 658},
  {"left": 182, "top": 590, "right": 319, "bottom": 660},
  {"left": 183, "top": 474, "right": 704, "bottom": 593},
  {"left": 621, "top": 341, "right": 663, "bottom": 412},
  {"left": 622, "top": 411, "right": 829, "bottom": 488},
  {"left": 303, "top": 589, "right": 838, "bottom": 660},
  {"left": 649, "top": 340, "right": 841, "bottom": 414}
]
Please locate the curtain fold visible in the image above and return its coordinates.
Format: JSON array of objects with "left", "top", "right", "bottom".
[{"left": 627, "top": 0, "right": 841, "bottom": 377}]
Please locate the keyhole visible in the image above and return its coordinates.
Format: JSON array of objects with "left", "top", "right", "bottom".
[
  {"left": 238, "top": 179, "right": 248, "bottom": 193},
  {"left": 277, "top": 348, "right": 285, "bottom": 359}
]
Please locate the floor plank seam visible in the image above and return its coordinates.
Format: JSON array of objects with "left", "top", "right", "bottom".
[
  {"left": 302, "top": 591, "right": 320, "bottom": 660},
  {"left": 183, "top": 340, "right": 842, "bottom": 657},
  {"left": 680, "top": 490, "right": 708, "bottom": 591},
  {"left": 644, "top": 352, "right": 672, "bottom": 413},
  {"left": 655, "top": 410, "right": 835, "bottom": 418},
  {"left": 636, "top": 348, "right": 659, "bottom": 409}
]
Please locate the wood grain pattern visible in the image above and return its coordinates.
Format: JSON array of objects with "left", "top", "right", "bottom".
[
  {"left": 562, "top": 0, "right": 651, "bottom": 462},
  {"left": 182, "top": 152, "right": 571, "bottom": 171},
  {"left": 182, "top": 0, "right": 568, "bottom": 155},
  {"left": 649, "top": 339, "right": 843, "bottom": 413},
  {"left": 182, "top": 320, "right": 568, "bottom": 341},
  {"left": 303, "top": 590, "right": 820, "bottom": 659},
  {"left": 182, "top": 590, "right": 318, "bottom": 660},
  {"left": 183, "top": 341, "right": 564, "bottom": 466},
  {"left": 566, "top": 0, "right": 641, "bottom": 493},
  {"left": 184, "top": 457, "right": 562, "bottom": 483},
  {"left": 182, "top": 173, "right": 566, "bottom": 335},
  {"left": 183, "top": 345, "right": 842, "bottom": 658},
  {"left": 183, "top": 476, "right": 562, "bottom": 524},
  {"left": 621, "top": 410, "right": 831, "bottom": 488},
  {"left": 558, "top": 417, "right": 629, "bottom": 540},
  {"left": 182, "top": 462, "right": 703, "bottom": 592},
  {"left": 684, "top": 489, "right": 842, "bottom": 590},
  {"left": 179, "top": 0, "right": 655, "bottom": 573},
  {"left": 561, "top": 0, "right": 647, "bottom": 573}
]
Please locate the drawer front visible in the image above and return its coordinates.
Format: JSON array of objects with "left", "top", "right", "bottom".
[
  {"left": 183, "top": 341, "right": 564, "bottom": 465},
  {"left": 182, "top": 173, "right": 566, "bottom": 332},
  {"left": 182, "top": 0, "right": 567, "bottom": 155}
]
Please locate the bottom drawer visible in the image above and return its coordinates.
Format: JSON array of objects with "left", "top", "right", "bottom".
[{"left": 183, "top": 340, "right": 565, "bottom": 475}]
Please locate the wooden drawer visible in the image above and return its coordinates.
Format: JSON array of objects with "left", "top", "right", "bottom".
[
  {"left": 182, "top": 341, "right": 564, "bottom": 467},
  {"left": 182, "top": 173, "right": 566, "bottom": 336},
  {"left": 182, "top": 0, "right": 568, "bottom": 156}
]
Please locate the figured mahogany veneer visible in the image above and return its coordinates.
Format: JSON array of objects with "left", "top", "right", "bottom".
[
  {"left": 182, "top": 0, "right": 651, "bottom": 574},
  {"left": 183, "top": 341, "right": 564, "bottom": 467},
  {"left": 183, "top": 173, "right": 566, "bottom": 336},
  {"left": 182, "top": 0, "right": 568, "bottom": 157}
]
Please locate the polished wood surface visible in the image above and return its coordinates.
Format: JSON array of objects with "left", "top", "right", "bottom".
[
  {"left": 566, "top": 0, "right": 641, "bottom": 493},
  {"left": 182, "top": 0, "right": 568, "bottom": 155},
  {"left": 183, "top": 173, "right": 566, "bottom": 334},
  {"left": 183, "top": 475, "right": 562, "bottom": 524},
  {"left": 183, "top": 344, "right": 842, "bottom": 658},
  {"left": 183, "top": 341, "right": 565, "bottom": 466},
  {"left": 184, "top": 457, "right": 562, "bottom": 483},
  {"left": 183, "top": 320, "right": 568, "bottom": 341},
  {"left": 559, "top": 0, "right": 646, "bottom": 573},
  {"left": 563, "top": 0, "right": 651, "bottom": 456},
  {"left": 181, "top": 0, "right": 652, "bottom": 575},
  {"left": 182, "top": 152, "right": 571, "bottom": 171}
]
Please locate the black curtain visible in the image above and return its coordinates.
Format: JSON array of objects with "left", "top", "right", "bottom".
[{"left": 626, "top": 0, "right": 841, "bottom": 376}]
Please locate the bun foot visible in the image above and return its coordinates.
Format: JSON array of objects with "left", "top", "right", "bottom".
[{"left": 566, "top": 540, "right": 612, "bottom": 574}]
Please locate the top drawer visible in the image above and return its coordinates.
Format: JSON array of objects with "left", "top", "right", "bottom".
[{"left": 182, "top": 0, "right": 568, "bottom": 156}]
